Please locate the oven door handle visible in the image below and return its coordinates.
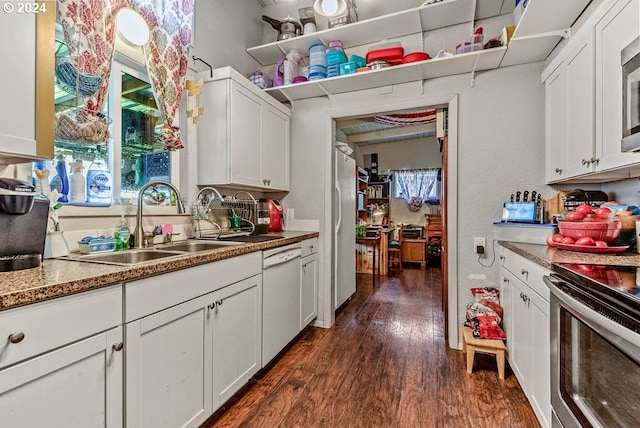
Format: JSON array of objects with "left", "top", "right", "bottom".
[{"left": 545, "top": 275, "right": 640, "bottom": 360}]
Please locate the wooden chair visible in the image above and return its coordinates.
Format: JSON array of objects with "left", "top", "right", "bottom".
[
  {"left": 388, "top": 224, "right": 403, "bottom": 272},
  {"left": 425, "top": 214, "right": 443, "bottom": 242}
]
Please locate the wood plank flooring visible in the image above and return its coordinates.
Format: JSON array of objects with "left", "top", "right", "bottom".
[{"left": 204, "top": 266, "right": 540, "bottom": 428}]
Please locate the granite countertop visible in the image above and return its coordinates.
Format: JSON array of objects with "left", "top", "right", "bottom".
[
  {"left": 499, "top": 241, "right": 640, "bottom": 270},
  {"left": 0, "top": 231, "right": 319, "bottom": 311}
]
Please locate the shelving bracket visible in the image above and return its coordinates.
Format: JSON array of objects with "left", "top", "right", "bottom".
[
  {"left": 513, "top": 28, "right": 571, "bottom": 41},
  {"left": 316, "top": 82, "right": 332, "bottom": 103},
  {"left": 470, "top": 53, "right": 480, "bottom": 88},
  {"left": 278, "top": 89, "right": 295, "bottom": 111}
]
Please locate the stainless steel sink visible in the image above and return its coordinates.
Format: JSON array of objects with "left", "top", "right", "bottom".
[
  {"left": 62, "top": 240, "right": 243, "bottom": 266},
  {"left": 65, "top": 249, "right": 185, "bottom": 266},
  {"left": 157, "top": 241, "right": 241, "bottom": 253}
]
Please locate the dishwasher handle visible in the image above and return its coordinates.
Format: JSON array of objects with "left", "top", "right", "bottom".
[{"left": 263, "top": 248, "right": 301, "bottom": 269}]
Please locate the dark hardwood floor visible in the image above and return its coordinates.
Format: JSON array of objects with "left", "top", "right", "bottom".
[{"left": 205, "top": 266, "right": 540, "bottom": 428}]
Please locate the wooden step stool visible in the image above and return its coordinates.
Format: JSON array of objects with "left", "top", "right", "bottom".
[{"left": 462, "top": 325, "right": 506, "bottom": 380}]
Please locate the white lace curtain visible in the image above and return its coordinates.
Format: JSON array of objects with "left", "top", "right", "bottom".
[{"left": 395, "top": 169, "right": 440, "bottom": 211}]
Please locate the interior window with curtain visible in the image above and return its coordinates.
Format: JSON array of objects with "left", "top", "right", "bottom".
[{"left": 394, "top": 169, "right": 441, "bottom": 211}]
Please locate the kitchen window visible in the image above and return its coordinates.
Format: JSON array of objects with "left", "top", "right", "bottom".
[{"left": 34, "top": 29, "right": 180, "bottom": 211}]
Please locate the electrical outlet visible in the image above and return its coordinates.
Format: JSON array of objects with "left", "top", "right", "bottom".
[{"left": 474, "top": 237, "right": 486, "bottom": 254}]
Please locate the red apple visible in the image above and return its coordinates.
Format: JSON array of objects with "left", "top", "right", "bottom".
[
  {"left": 551, "top": 233, "right": 565, "bottom": 243},
  {"left": 565, "top": 211, "right": 585, "bottom": 221},
  {"left": 561, "top": 237, "right": 576, "bottom": 244},
  {"left": 594, "top": 207, "right": 612, "bottom": 220},
  {"left": 594, "top": 240, "right": 608, "bottom": 247},
  {"left": 575, "top": 237, "right": 595, "bottom": 246},
  {"left": 576, "top": 204, "right": 594, "bottom": 215}
]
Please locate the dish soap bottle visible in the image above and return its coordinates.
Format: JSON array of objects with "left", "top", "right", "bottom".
[
  {"left": 68, "top": 161, "right": 86, "bottom": 203},
  {"left": 50, "top": 154, "right": 69, "bottom": 202},
  {"left": 86, "top": 149, "right": 112, "bottom": 205},
  {"left": 115, "top": 214, "right": 130, "bottom": 250}
]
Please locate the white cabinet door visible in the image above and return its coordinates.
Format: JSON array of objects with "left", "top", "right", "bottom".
[
  {"left": 545, "top": 64, "right": 567, "bottom": 182},
  {"left": 229, "top": 82, "right": 264, "bottom": 188},
  {"left": 499, "top": 269, "right": 513, "bottom": 355},
  {"left": 564, "top": 30, "right": 596, "bottom": 178},
  {"left": 197, "top": 68, "right": 291, "bottom": 191},
  {"left": 0, "top": 327, "right": 123, "bottom": 428},
  {"left": 301, "top": 253, "right": 318, "bottom": 329},
  {"left": 508, "top": 272, "right": 531, "bottom": 389},
  {"left": 211, "top": 274, "right": 262, "bottom": 408},
  {"left": 262, "top": 105, "right": 290, "bottom": 191},
  {"left": 595, "top": 0, "right": 640, "bottom": 171},
  {"left": 0, "top": 8, "right": 54, "bottom": 162},
  {"left": 528, "top": 291, "right": 551, "bottom": 428},
  {"left": 125, "top": 295, "right": 212, "bottom": 428}
]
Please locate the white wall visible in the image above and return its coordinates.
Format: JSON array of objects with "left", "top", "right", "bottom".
[
  {"left": 286, "top": 61, "right": 548, "bottom": 345},
  {"left": 190, "top": 0, "right": 263, "bottom": 77},
  {"left": 356, "top": 138, "right": 443, "bottom": 226}
]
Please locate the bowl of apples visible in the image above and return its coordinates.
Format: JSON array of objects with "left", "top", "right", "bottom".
[{"left": 547, "top": 205, "right": 627, "bottom": 253}]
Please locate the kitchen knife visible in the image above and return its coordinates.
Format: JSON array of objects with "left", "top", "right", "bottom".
[
  {"left": 510, "top": 193, "right": 514, "bottom": 202},
  {"left": 523, "top": 191, "right": 529, "bottom": 202},
  {"left": 515, "top": 191, "right": 521, "bottom": 202},
  {"left": 536, "top": 194, "right": 541, "bottom": 205},
  {"left": 531, "top": 191, "right": 537, "bottom": 203}
]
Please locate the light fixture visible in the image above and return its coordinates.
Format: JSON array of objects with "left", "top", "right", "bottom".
[
  {"left": 313, "top": 0, "right": 347, "bottom": 17},
  {"left": 116, "top": 8, "right": 150, "bottom": 46}
]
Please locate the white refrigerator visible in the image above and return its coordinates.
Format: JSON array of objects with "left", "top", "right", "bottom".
[{"left": 334, "top": 145, "right": 356, "bottom": 309}]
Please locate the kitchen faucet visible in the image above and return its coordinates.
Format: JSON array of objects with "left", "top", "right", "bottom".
[{"left": 134, "top": 180, "right": 186, "bottom": 248}]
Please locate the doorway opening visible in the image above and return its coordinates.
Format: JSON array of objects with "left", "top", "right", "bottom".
[{"left": 331, "top": 100, "right": 454, "bottom": 342}]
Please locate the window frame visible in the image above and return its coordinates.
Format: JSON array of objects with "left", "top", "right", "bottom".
[{"left": 51, "top": 30, "right": 182, "bottom": 218}]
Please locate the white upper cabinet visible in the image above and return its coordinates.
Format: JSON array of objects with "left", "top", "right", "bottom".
[
  {"left": 543, "top": 0, "right": 640, "bottom": 183},
  {"left": 248, "top": 0, "right": 591, "bottom": 103},
  {"left": 197, "top": 67, "right": 291, "bottom": 191},
  {"left": 594, "top": 0, "right": 640, "bottom": 171},
  {"left": 0, "top": 7, "right": 55, "bottom": 163},
  {"left": 564, "top": 30, "right": 596, "bottom": 178}
]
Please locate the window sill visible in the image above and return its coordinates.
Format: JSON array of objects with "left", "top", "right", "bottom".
[{"left": 57, "top": 203, "right": 188, "bottom": 218}]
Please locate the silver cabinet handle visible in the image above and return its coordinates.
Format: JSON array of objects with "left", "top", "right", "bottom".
[
  {"left": 590, "top": 157, "right": 600, "bottom": 165},
  {"left": 208, "top": 303, "right": 216, "bottom": 310},
  {"left": 502, "top": 277, "right": 508, "bottom": 283},
  {"left": 555, "top": 168, "right": 562, "bottom": 174},
  {"left": 499, "top": 255, "right": 505, "bottom": 260},
  {"left": 521, "top": 269, "right": 528, "bottom": 276},
  {"left": 216, "top": 299, "right": 223, "bottom": 306},
  {"left": 8, "top": 332, "right": 25, "bottom": 344},
  {"left": 112, "top": 342, "right": 124, "bottom": 352},
  {"left": 582, "top": 158, "right": 590, "bottom": 165}
]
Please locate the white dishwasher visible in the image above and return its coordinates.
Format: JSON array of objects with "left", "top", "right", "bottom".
[{"left": 262, "top": 243, "right": 302, "bottom": 366}]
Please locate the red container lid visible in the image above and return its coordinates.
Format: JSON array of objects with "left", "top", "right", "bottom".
[{"left": 366, "top": 47, "right": 404, "bottom": 65}]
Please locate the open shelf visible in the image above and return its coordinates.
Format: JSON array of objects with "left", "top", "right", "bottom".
[
  {"left": 250, "top": 0, "right": 591, "bottom": 103},
  {"left": 265, "top": 46, "right": 506, "bottom": 103},
  {"left": 248, "top": 0, "right": 475, "bottom": 66}
]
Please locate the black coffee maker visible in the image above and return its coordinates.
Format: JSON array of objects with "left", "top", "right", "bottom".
[{"left": 0, "top": 178, "right": 50, "bottom": 271}]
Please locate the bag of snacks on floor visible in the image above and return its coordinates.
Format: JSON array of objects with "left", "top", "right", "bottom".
[{"left": 465, "top": 315, "right": 506, "bottom": 340}]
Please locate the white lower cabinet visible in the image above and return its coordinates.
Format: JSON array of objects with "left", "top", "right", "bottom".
[
  {"left": 124, "top": 252, "right": 263, "bottom": 428},
  {"left": 125, "top": 295, "right": 212, "bottom": 428},
  {"left": 212, "top": 275, "right": 262, "bottom": 407},
  {"left": 0, "top": 286, "right": 123, "bottom": 428},
  {"left": 499, "top": 247, "right": 551, "bottom": 428},
  {"left": 300, "top": 238, "right": 319, "bottom": 329}
]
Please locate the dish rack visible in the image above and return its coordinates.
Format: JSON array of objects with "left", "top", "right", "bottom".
[{"left": 192, "top": 187, "right": 256, "bottom": 239}]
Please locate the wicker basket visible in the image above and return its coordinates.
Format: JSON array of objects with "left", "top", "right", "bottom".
[{"left": 55, "top": 109, "right": 111, "bottom": 144}]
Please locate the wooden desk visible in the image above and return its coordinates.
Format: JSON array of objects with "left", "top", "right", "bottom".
[
  {"left": 356, "top": 235, "right": 380, "bottom": 279},
  {"left": 401, "top": 238, "right": 426, "bottom": 267}
]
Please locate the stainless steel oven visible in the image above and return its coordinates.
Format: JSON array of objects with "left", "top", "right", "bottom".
[
  {"left": 622, "top": 36, "right": 640, "bottom": 152},
  {"left": 544, "top": 265, "right": 640, "bottom": 428}
]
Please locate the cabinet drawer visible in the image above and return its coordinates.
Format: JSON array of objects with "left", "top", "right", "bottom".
[
  {"left": 0, "top": 285, "right": 122, "bottom": 369},
  {"left": 501, "top": 248, "right": 550, "bottom": 302},
  {"left": 300, "top": 238, "right": 318, "bottom": 257},
  {"left": 125, "top": 252, "right": 262, "bottom": 322}
]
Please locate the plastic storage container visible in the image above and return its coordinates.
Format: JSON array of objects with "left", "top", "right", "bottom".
[
  {"left": 308, "top": 43, "right": 327, "bottom": 80},
  {"left": 68, "top": 161, "right": 85, "bottom": 203}
]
